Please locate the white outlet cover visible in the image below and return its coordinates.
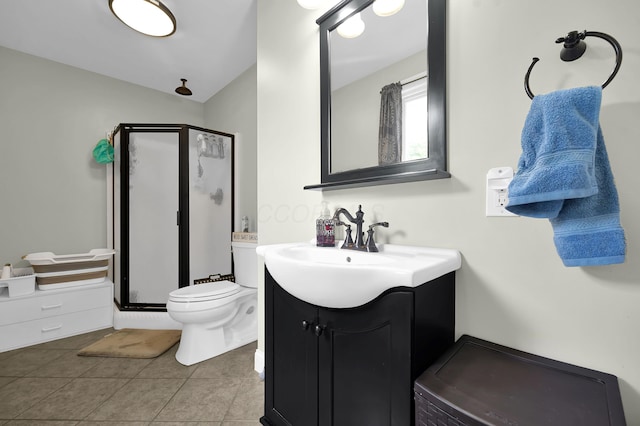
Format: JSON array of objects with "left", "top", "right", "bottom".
[{"left": 486, "top": 167, "right": 518, "bottom": 217}]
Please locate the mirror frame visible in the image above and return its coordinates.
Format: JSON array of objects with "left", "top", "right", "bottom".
[{"left": 305, "top": 0, "right": 448, "bottom": 191}]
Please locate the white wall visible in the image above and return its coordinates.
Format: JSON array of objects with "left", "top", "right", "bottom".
[
  {"left": 0, "top": 46, "right": 204, "bottom": 266},
  {"left": 257, "top": 0, "right": 640, "bottom": 422},
  {"left": 204, "top": 64, "right": 258, "bottom": 232}
]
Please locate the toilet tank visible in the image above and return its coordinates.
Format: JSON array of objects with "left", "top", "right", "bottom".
[{"left": 232, "top": 241, "right": 258, "bottom": 288}]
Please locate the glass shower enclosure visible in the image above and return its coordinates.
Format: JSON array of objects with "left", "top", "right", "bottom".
[{"left": 109, "top": 124, "right": 234, "bottom": 311}]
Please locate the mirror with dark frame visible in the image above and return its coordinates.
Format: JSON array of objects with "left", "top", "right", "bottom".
[{"left": 305, "top": 0, "right": 448, "bottom": 190}]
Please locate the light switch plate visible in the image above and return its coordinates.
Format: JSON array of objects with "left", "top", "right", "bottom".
[{"left": 486, "top": 167, "right": 518, "bottom": 217}]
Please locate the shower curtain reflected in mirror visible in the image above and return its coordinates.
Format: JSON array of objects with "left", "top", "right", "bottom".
[{"left": 378, "top": 82, "right": 403, "bottom": 165}]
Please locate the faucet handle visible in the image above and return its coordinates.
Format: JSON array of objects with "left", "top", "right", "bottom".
[
  {"left": 368, "top": 222, "right": 389, "bottom": 230},
  {"left": 365, "top": 222, "right": 389, "bottom": 252},
  {"left": 341, "top": 225, "right": 354, "bottom": 249}
]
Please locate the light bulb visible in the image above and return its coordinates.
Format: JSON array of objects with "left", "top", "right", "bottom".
[
  {"left": 373, "top": 0, "right": 405, "bottom": 17},
  {"left": 337, "top": 13, "right": 365, "bottom": 38}
]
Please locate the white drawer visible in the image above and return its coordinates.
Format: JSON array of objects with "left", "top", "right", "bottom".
[
  {"left": 0, "top": 282, "right": 112, "bottom": 326},
  {"left": 0, "top": 306, "right": 112, "bottom": 352}
]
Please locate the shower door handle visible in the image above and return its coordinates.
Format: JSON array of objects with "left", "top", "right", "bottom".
[{"left": 176, "top": 211, "right": 180, "bottom": 226}]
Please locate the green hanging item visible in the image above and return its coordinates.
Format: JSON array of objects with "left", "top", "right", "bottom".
[{"left": 93, "top": 138, "right": 114, "bottom": 164}]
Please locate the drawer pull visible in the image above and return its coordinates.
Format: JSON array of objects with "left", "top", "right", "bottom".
[
  {"left": 41, "top": 324, "right": 62, "bottom": 332},
  {"left": 41, "top": 303, "right": 63, "bottom": 310}
]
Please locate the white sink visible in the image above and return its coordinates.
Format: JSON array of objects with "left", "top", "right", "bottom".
[{"left": 257, "top": 242, "right": 461, "bottom": 308}]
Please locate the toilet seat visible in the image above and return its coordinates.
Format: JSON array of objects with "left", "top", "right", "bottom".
[{"left": 169, "top": 281, "right": 240, "bottom": 302}]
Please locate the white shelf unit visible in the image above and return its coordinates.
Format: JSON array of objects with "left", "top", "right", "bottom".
[{"left": 0, "top": 280, "right": 113, "bottom": 352}]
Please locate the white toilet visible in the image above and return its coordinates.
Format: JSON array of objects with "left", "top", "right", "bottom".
[{"left": 167, "top": 241, "right": 258, "bottom": 366}]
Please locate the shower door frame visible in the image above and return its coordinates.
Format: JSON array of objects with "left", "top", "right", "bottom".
[{"left": 110, "top": 123, "right": 235, "bottom": 312}]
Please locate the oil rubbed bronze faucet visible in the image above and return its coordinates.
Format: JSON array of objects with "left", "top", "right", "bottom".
[{"left": 333, "top": 205, "right": 388, "bottom": 252}]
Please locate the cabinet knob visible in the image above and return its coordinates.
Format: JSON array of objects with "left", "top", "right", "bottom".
[
  {"left": 301, "top": 320, "right": 311, "bottom": 331},
  {"left": 314, "top": 325, "right": 324, "bottom": 337}
]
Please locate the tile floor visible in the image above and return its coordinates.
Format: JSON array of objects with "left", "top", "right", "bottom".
[{"left": 0, "top": 328, "right": 263, "bottom": 425}]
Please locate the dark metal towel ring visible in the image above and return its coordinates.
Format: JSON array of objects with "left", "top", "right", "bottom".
[{"left": 524, "top": 30, "right": 623, "bottom": 99}]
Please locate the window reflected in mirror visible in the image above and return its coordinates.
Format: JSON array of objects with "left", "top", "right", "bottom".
[{"left": 402, "top": 73, "right": 428, "bottom": 162}]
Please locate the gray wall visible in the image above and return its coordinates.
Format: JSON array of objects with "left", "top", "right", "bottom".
[
  {"left": 0, "top": 46, "right": 257, "bottom": 266},
  {"left": 257, "top": 0, "right": 640, "bottom": 422},
  {"left": 0, "top": 46, "right": 204, "bottom": 265}
]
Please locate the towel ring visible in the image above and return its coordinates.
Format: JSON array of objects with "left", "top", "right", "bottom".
[{"left": 524, "top": 30, "right": 623, "bottom": 99}]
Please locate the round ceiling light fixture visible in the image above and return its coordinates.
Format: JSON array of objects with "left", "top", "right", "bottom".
[
  {"left": 109, "top": 0, "right": 176, "bottom": 37},
  {"left": 337, "top": 13, "right": 365, "bottom": 39},
  {"left": 373, "top": 0, "right": 405, "bottom": 17}
]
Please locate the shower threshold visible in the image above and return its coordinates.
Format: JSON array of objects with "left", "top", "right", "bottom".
[{"left": 112, "top": 304, "right": 182, "bottom": 330}]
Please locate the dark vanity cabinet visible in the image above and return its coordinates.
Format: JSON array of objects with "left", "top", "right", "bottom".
[{"left": 260, "top": 268, "right": 455, "bottom": 426}]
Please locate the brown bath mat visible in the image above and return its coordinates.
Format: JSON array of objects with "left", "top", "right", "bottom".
[{"left": 78, "top": 328, "right": 181, "bottom": 359}]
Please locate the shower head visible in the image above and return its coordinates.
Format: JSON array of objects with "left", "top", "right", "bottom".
[{"left": 175, "top": 78, "right": 192, "bottom": 96}]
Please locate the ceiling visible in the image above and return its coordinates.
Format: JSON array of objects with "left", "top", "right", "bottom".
[{"left": 0, "top": 0, "right": 257, "bottom": 103}]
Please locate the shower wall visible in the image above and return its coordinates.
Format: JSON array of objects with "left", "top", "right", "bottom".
[
  {"left": 188, "top": 128, "right": 233, "bottom": 282},
  {"left": 109, "top": 124, "right": 234, "bottom": 310}
]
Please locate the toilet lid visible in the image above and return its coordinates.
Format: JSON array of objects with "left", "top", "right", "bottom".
[{"left": 169, "top": 281, "right": 240, "bottom": 302}]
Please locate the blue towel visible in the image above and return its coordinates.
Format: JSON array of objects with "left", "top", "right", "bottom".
[{"left": 506, "top": 86, "right": 625, "bottom": 266}]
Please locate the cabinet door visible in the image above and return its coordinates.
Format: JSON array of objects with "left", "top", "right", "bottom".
[
  {"left": 264, "top": 271, "right": 319, "bottom": 426},
  {"left": 318, "top": 291, "right": 413, "bottom": 426}
]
